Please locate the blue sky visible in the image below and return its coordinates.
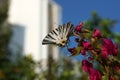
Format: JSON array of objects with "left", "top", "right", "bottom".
[
  {"left": 55, "top": 0, "right": 120, "bottom": 60},
  {"left": 56, "top": 0, "right": 120, "bottom": 33}
]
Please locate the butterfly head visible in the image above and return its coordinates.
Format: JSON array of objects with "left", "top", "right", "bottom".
[{"left": 57, "top": 38, "right": 68, "bottom": 47}]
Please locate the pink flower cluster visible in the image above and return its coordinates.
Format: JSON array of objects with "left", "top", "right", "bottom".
[
  {"left": 102, "top": 38, "right": 118, "bottom": 58},
  {"left": 82, "top": 60, "right": 102, "bottom": 80},
  {"left": 68, "top": 22, "right": 119, "bottom": 58},
  {"left": 74, "top": 22, "right": 83, "bottom": 34},
  {"left": 67, "top": 22, "right": 119, "bottom": 80},
  {"left": 92, "top": 29, "right": 102, "bottom": 38}
]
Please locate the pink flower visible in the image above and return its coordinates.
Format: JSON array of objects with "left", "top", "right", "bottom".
[
  {"left": 82, "top": 41, "right": 92, "bottom": 50},
  {"left": 80, "top": 49, "right": 86, "bottom": 55},
  {"left": 88, "top": 57, "right": 93, "bottom": 61},
  {"left": 82, "top": 60, "right": 93, "bottom": 73},
  {"left": 102, "top": 38, "right": 118, "bottom": 58},
  {"left": 115, "top": 66, "right": 120, "bottom": 70},
  {"left": 102, "top": 46, "right": 108, "bottom": 58},
  {"left": 82, "top": 60, "right": 102, "bottom": 80},
  {"left": 68, "top": 47, "right": 76, "bottom": 54},
  {"left": 103, "top": 39, "right": 113, "bottom": 54},
  {"left": 75, "top": 22, "right": 83, "bottom": 34},
  {"left": 92, "top": 29, "right": 101, "bottom": 38},
  {"left": 89, "top": 68, "right": 102, "bottom": 80}
]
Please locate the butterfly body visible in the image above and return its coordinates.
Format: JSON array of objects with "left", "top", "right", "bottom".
[{"left": 42, "top": 22, "right": 74, "bottom": 47}]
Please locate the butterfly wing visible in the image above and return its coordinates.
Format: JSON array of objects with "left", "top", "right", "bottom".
[
  {"left": 42, "top": 22, "right": 74, "bottom": 46},
  {"left": 42, "top": 28, "right": 60, "bottom": 45}
]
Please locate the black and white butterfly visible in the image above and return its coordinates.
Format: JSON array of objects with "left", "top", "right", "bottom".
[{"left": 42, "top": 22, "right": 74, "bottom": 47}]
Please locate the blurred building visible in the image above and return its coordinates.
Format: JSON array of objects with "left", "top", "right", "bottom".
[{"left": 8, "top": 0, "right": 62, "bottom": 64}]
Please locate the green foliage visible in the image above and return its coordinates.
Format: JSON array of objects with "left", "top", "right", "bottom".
[
  {"left": 85, "top": 12, "right": 119, "bottom": 39},
  {"left": 0, "top": 0, "right": 9, "bottom": 24},
  {"left": 0, "top": 0, "right": 37, "bottom": 80},
  {"left": 38, "top": 58, "right": 88, "bottom": 80}
]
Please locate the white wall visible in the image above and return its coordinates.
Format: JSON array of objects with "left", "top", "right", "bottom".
[{"left": 8, "top": 0, "right": 49, "bottom": 61}]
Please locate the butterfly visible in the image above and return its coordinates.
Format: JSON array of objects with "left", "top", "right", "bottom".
[{"left": 42, "top": 22, "right": 74, "bottom": 47}]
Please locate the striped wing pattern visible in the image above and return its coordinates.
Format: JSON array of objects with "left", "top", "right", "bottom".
[{"left": 42, "top": 22, "right": 74, "bottom": 47}]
